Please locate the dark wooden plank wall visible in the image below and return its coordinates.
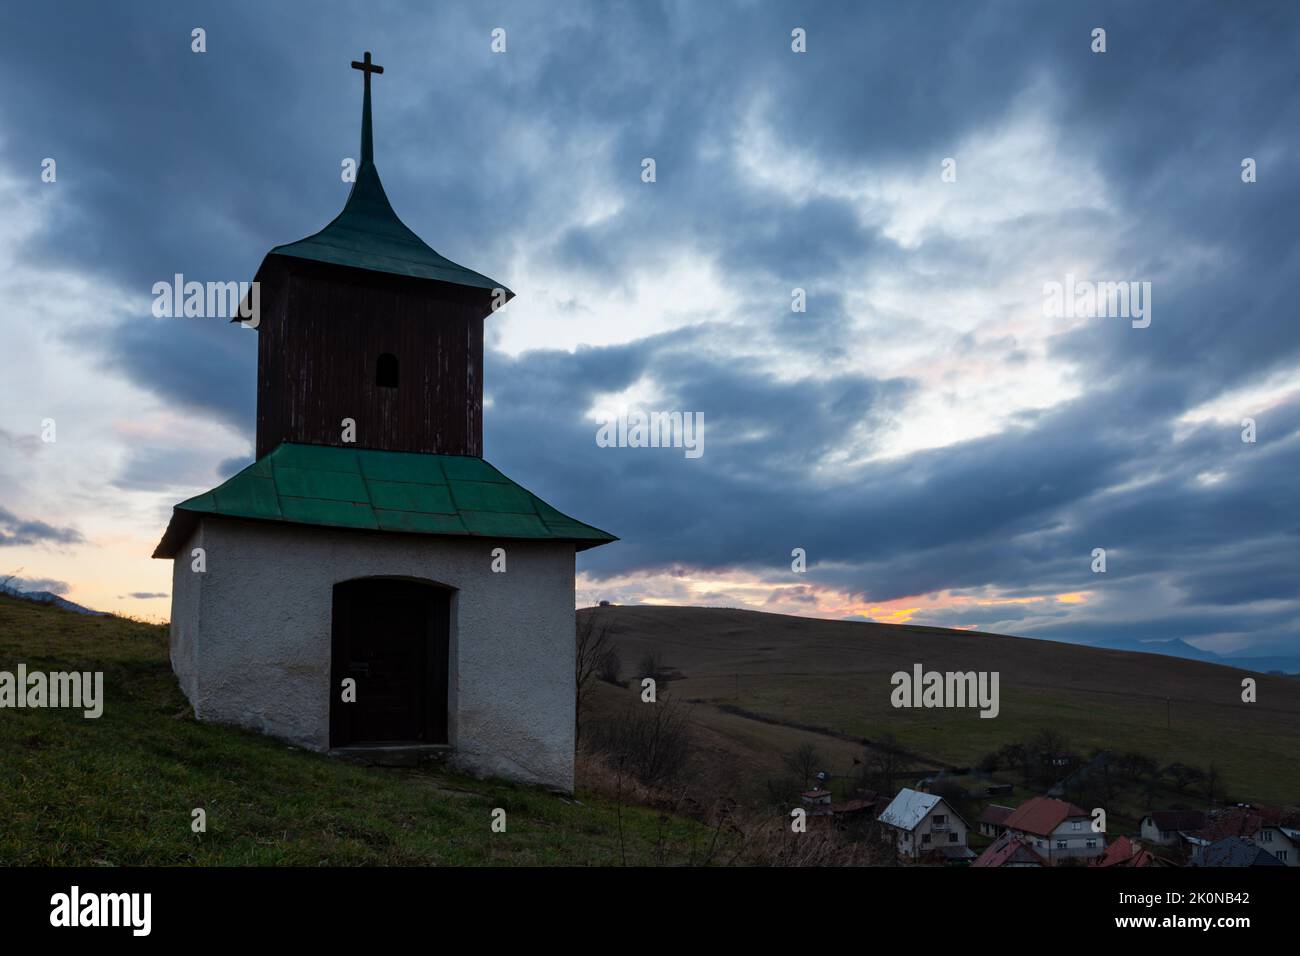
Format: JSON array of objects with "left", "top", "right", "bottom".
[{"left": 256, "top": 258, "right": 488, "bottom": 458}]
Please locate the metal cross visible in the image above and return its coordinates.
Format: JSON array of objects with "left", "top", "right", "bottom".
[{"left": 350, "top": 51, "right": 384, "bottom": 93}]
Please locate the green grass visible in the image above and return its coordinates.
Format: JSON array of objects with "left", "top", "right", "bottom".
[{"left": 0, "top": 596, "right": 710, "bottom": 866}]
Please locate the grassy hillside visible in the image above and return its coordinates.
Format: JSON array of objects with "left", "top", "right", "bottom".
[
  {"left": 585, "top": 605, "right": 1300, "bottom": 808},
  {"left": 0, "top": 595, "right": 712, "bottom": 866},
  {"left": 7, "top": 592, "right": 1293, "bottom": 866}
]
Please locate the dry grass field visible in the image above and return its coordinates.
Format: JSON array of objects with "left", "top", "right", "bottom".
[{"left": 582, "top": 605, "right": 1300, "bottom": 809}]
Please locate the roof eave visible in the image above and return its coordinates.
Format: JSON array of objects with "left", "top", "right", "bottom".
[
  {"left": 152, "top": 508, "right": 200, "bottom": 559},
  {"left": 229, "top": 251, "right": 513, "bottom": 325},
  {"left": 153, "top": 507, "right": 615, "bottom": 558}
]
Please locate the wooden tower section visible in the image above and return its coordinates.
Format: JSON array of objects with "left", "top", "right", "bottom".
[{"left": 245, "top": 52, "right": 511, "bottom": 460}]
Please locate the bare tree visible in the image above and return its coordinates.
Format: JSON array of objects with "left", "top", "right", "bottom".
[
  {"left": 1113, "top": 750, "right": 1161, "bottom": 808},
  {"left": 859, "top": 733, "right": 906, "bottom": 794},
  {"left": 1164, "top": 762, "right": 1204, "bottom": 794},
  {"left": 763, "top": 773, "right": 806, "bottom": 807},
  {"left": 1204, "top": 763, "right": 1222, "bottom": 805},
  {"left": 1029, "top": 728, "right": 1075, "bottom": 783},
  {"left": 976, "top": 749, "right": 1000, "bottom": 774},
  {"left": 575, "top": 610, "right": 614, "bottom": 746},
  {"left": 997, "top": 742, "right": 1032, "bottom": 788},
  {"left": 591, "top": 696, "right": 693, "bottom": 789},
  {"left": 783, "top": 743, "right": 823, "bottom": 791},
  {"left": 1117, "top": 750, "right": 1157, "bottom": 780},
  {"left": 1140, "top": 762, "right": 1161, "bottom": 809},
  {"left": 638, "top": 649, "right": 665, "bottom": 681},
  {"left": 1090, "top": 750, "right": 1122, "bottom": 806},
  {"left": 596, "top": 646, "right": 623, "bottom": 686}
]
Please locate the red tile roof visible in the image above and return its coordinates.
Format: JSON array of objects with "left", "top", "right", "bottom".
[
  {"left": 1187, "top": 806, "right": 1300, "bottom": 843},
  {"left": 979, "top": 804, "right": 1015, "bottom": 825},
  {"left": 1093, "top": 836, "right": 1134, "bottom": 867},
  {"left": 1192, "top": 807, "right": 1263, "bottom": 843},
  {"left": 1147, "top": 810, "right": 1206, "bottom": 832},
  {"left": 1258, "top": 806, "right": 1300, "bottom": 829},
  {"left": 831, "top": 798, "right": 878, "bottom": 814},
  {"left": 972, "top": 831, "right": 1049, "bottom": 867},
  {"left": 1003, "top": 796, "right": 1089, "bottom": 837},
  {"left": 1092, "top": 835, "right": 1165, "bottom": 868}
]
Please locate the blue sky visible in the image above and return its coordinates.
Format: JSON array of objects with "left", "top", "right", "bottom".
[{"left": 0, "top": 1, "right": 1297, "bottom": 658}]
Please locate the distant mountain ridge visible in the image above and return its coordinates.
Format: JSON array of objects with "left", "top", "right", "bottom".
[
  {"left": 0, "top": 584, "right": 104, "bottom": 617},
  {"left": 838, "top": 615, "right": 1300, "bottom": 675},
  {"left": 1088, "top": 635, "right": 1300, "bottom": 675}
]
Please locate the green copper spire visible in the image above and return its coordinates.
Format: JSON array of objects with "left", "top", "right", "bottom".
[{"left": 264, "top": 51, "right": 512, "bottom": 296}]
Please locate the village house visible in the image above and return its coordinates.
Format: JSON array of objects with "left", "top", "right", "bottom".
[
  {"left": 878, "top": 788, "right": 973, "bottom": 862},
  {"left": 1090, "top": 835, "right": 1171, "bottom": 868},
  {"left": 1253, "top": 812, "right": 1300, "bottom": 866},
  {"left": 978, "top": 803, "right": 1015, "bottom": 838},
  {"left": 1186, "top": 806, "right": 1300, "bottom": 866},
  {"left": 831, "top": 792, "right": 889, "bottom": 826},
  {"left": 1189, "top": 836, "right": 1286, "bottom": 867},
  {"left": 800, "top": 788, "right": 832, "bottom": 806},
  {"left": 800, "top": 788, "right": 833, "bottom": 820},
  {"left": 802, "top": 788, "right": 889, "bottom": 830},
  {"left": 972, "top": 830, "right": 1048, "bottom": 867},
  {"left": 1139, "top": 810, "right": 1206, "bottom": 847},
  {"left": 1001, "top": 795, "right": 1106, "bottom": 862}
]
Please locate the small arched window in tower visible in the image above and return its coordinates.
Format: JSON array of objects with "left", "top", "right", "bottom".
[{"left": 376, "top": 352, "right": 399, "bottom": 389}]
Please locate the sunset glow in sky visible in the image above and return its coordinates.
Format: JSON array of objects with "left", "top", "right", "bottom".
[{"left": 2, "top": 3, "right": 1298, "bottom": 661}]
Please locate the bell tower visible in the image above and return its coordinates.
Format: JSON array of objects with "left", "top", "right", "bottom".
[
  {"left": 244, "top": 51, "right": 511, "bottom": 459},
  {"left": 156, "top": 52, "right": 614, "bottom": 793}
]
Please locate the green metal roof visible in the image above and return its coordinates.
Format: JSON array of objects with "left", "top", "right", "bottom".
[
  {"left": 152, "top": 443, "right": 616, "bottom": 558},
  {"left": 265, "top": 72, "right": 511, "bottom": 296},
  {"left": 268, "top": 162, "right": 511, "bottom": 293}
]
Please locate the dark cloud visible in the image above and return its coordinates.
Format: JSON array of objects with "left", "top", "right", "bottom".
[
  {"left": 1, "top": 1, "right": 1297, "bottom": 653},
  {"left": 0, "top": 507, "right": 84, "bottom": 548},
  {"left": 484, "top": 333, "right": 1300, "bottom": 653},
  {"left": 216, "top": 454, "right": 255, "bottom": 480},
  {"left": 111, "top": 445, "right": 236, "bottom": 492}
]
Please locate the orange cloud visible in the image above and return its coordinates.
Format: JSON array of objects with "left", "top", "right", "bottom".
[{"left": 576, "top": 568, "right": 1094, "bottom": 635}]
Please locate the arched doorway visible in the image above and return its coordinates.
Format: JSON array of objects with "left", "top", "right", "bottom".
[{"left": 330, "top": 577, "right": 450, "bottom": 747}]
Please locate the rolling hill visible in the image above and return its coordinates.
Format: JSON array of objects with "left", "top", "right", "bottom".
[
  {"left": 582, "top": 605, "right": 1300, "bottom": 808},
  {"left": 0, "top": 594, "right": 716, "bottom": 866},
  {"left": 6, "top": 588, "right": 1295, "bottom": 867}
]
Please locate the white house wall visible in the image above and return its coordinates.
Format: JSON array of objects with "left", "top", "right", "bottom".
[
  {"left": 1017, "top": 820, "right": 1106, "bottom": 861},
  {"left": 168, "top": 524, "right": 204, "bottom": 706},
  {"left": 1254, "top": 828, "right": 1298, "bottom": 865},
  {"left": 890, "top": 799, "right": 969, "bottom": 859},
  {"left": 167, "top": 516, "right": 578, "bottom": 792}
]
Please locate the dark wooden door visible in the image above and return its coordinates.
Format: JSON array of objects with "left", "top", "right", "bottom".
[{"left": 330, "top": 578, "right": 449, "bottom": 747}]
